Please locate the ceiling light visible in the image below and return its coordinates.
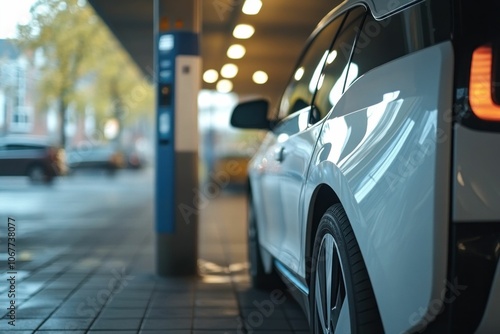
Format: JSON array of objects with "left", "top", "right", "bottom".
[
  {"left": 203, "top": 69, "right": 219, "bottom": 83},
  {"left": 233, "top": 24, "right": 255, "bottom": 39},
  {"left": 227, "top": 44, "right": 246, "bottom": 59},
  {"left": 294, "top": 67, "right": 305, "bottom": 81},
  {"left": 216, "top": 79, "right": 233, "bottom": 93},
  {"left": 221, "top": 64, "right": 238, "bottom": 78},
  {"left": 252, "top": 71, "right": 268, "bottom": 84},
  {"left": 242, "top": 0, "right": 262, "bottom": 15}
]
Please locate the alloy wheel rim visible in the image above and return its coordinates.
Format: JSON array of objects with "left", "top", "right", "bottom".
[
  {"left": 314, "top": 233, "right": 351, "bottom": 333},
  {"left": 30, "top": 167, "right": 45, "bottom": 182}
]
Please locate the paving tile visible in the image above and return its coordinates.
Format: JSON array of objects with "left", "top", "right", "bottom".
[
  {"left": 112, "top": 292, "right": 152, "bottom": 300},
  {"left": 10, "top": 307, "right": 55, "bottom": 319},
  {"left": 141, "top": 318, "right": 192, "bottom": 330},
  {"left": 105, "top": 297, "right": 150, "bottom": 308},
  {"left": 88, "top": 332, "right": 136, "bottom": 334},
  {"left": 98, "top": 307, "right": 146, "bottom": 318},
  {"left": 145, "top": 307, "right": 193, "bottom": 319},
  {"left": 4, "top": 189, "right": 308, "bottom": 332},
  {"left": 35, "top": 332, "right": 85, "bottom": 334},
  {"left": 193, "top": 317, "right": 241, "bottom": 330},
  {"left": 17, "top": 298, "right": 62, "bottom": 309},
  {"left": 50, "top": 305, "right": 97, "bottom": 318},
  {"left": 195, "top": 298, "right": 238, "bottom": 308},
  {"left": 194, "top": 307, "right": 239, "bottom": 318},
  {"left": 250, "top": 332, "right": 293, "bottom": 334},
  {"left": 284, "top": 307, "right": 306, "bottom": 318},
  {"left": 38, "top": 317, "right": 94, "bottom": 330},
  {"left": 0, "top": 318, "right": 44, "bottom": 330},
  {"left": 149, "top": 298, "right": 194, "bottom": 308},
  {"left": 140, "top": 331, "right": 190, "bottom": 334},
  {"left": 289, "top": 318, "right": 310, "bottom": 331},
  {"left": 241, "top": 307, "right": 286, "bottom": 320},
  {"left": 193, "top": 331, "right": 242, "bottom": 334},
  {"left": 242, "top": 318, "right": 292, "bottom": 332},
  {"left": 33, "top": 290, "right": 73, "bottom": 298},
  {"left": 90, "top": 318, "right": 142, "bottom": 330}
]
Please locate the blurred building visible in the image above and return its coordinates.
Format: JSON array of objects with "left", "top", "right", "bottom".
[{"left": 0, "top": 39, "right": 37, "bottom": 135}]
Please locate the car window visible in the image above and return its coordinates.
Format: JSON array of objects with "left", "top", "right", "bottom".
[
  {"left": 348, "top": 10, "right": 409, "bottom": 88},
  {"left": 277, "top": 13, "right": 347, "bottom": 119},
  {"left": 6, "top": 144, "right": 44, "bottom": 150},
  {"left": 311, "top": 7, "right": 366, "bottom": 121}
]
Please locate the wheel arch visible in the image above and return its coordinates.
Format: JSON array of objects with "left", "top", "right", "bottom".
[{"left": 305, "top": 183, "right": 341, "bottom": 284}]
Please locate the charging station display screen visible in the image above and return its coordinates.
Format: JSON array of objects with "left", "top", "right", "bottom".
[
  {"left": 158, "top": 112, "right": 170, "bottom": 136},
  {"left": 159, "top": 34, "right": 174, "bottom": 52}
]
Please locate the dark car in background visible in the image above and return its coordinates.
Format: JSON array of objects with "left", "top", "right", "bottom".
[
  {"left": 123, "top": 146, "right": 147, "bottom": 169},
  {"left": 0, "top": 136, "right": 67, "bottom": 183},
  {"left": 66, "top": 144, "right": 125, "bottom": 174}
]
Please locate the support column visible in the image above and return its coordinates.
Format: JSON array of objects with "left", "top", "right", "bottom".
[{"left": 154, "top": 0, "right": 201, "bottom": 276}]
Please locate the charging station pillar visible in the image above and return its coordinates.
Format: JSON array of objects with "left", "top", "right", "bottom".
[{"left": 154, "top": 0, "right": 201, "bottom": 276}]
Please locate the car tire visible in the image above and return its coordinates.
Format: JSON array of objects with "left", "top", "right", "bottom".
[
  {"left": 310, "top": 204, "right": 383, "bottom": 334},
  {"left": 28, "top": 164, "right": 51, "bottom": 184},
  {"left": 248, "top": 195, "right": 281, "bottom": 290}
]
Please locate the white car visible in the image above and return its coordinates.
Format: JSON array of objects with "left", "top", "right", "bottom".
[{"left": 231, "top": 0, "right": 500, "bottom": 333}]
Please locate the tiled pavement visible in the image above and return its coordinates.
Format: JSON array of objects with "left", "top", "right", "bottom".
[{"left": 0, "top": 175, "right": 310, "bottom": 333}]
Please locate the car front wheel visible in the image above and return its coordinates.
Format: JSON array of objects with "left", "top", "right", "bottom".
[
  {"left": 310, "top": 204, "right": 383, "bottom": 334},
  {"left": 28, "top": 164, "right": 52, "bottom": 184}
]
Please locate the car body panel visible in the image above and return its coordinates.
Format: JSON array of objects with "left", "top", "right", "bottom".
[
  {"left": 67, "top": 145, "right": 124, "bottom": 170},
  {"left": 279, "top": 42, "right": 453, "bottom": 333},
  {"left": 248, "top": 133, "right": 285, "bottom": 257},
  {"left": 0, "top": 147, "right": 45, "bottom": 175},
  {"left": 476, "top": 261, "right": 500, "bottom": 333},
  {"left": 239, "top": 0, "right": 500, "bottom": 332},
  {"left": 452, "top": 125, "right": 500, "bottom": 222},
  {"left": 272, "top": 107, "right": 323, "bottom": 273}
]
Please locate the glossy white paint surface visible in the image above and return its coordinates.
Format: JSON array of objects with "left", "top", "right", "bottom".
[
  {"left": 247, "top": 12, "right": 456, "bottom": 334},
  {"left": 250, "top": 42, "right": 454, "bottom": 332},
  {"left": 453, "top": 125, "right": 500, "bottom": 221},
  {"left": 249, "top": 107, "right": 321, "bottom": 269},
  {"left": 302, "top": 42, "right": 454, "bottom": 333}
]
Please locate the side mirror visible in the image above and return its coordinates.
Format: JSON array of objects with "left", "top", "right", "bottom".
[{"left": 230, "top": 99, "right": 271, "bottom": 130}]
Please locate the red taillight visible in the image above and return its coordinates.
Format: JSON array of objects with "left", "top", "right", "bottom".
[{"left": 469, "top": 45, "right": 500, "bottom": 121}]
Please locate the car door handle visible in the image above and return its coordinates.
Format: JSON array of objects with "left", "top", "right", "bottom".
[{"left": 274, "top": 146, "right": 285, "bottom": 162}]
